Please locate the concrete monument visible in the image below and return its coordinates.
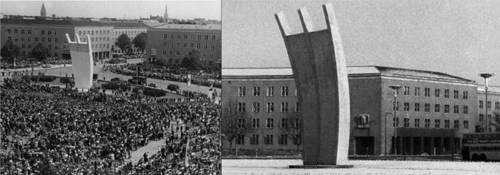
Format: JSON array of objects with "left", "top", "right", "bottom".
[
  {"left": 275, "top": 3, "right": 352, "bottom": 167},
  {"left": 66, "top": 34, "right": 94, "bottom": 91}
]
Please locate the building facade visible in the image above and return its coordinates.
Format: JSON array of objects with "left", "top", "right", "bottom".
[
  {"left": 222, "top": 66, "right": 479, "bottom": 156},
  {"left": 106, "top": 22, "right": 149, "bottom": 55},
  {"left": 73, "top": 21, "right": 114, "bottom": 59},
  {"left": 477, "top": 86, "right": 500, "bottom": 133},
  {"left": 145, "top": 24, "right": 221, "bottom": 68}
]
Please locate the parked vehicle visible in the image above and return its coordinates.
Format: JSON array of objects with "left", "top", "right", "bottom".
[{"left": 167, "top": 84, "right": 180, "bottom": 92}]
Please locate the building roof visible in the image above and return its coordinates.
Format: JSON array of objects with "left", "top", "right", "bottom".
[
  {"left": 478, "top": 86, "right": 500, "bottom": 94},
  {"left": 70, "top": 20, "right": 113, "bottom": 27},
  {"left": 1, "top": 18, "right": 73, "bottom": 26},
  {"left": 222, "top": 66, "right": 476, "bottom": 84},
  {"left": 99, "top": 21, "right": 150, "bottom": 28},
  {"left": 151, "top": 24, "right": 221, "bottom": 30}
]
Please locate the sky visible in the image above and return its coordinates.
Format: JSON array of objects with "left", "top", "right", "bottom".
[
  {"left": 222, "top": 0, "right": 500, "bottom": 86},
  {"left": 0, "top": 0, "right": 221, "bottom": 20}
]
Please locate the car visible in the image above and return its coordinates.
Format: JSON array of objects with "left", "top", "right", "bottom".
[
  {"left": 41, "top": 64, "right": 51, "bottom": 68},
  {"left": 148, "top": 83, "right": 157, "bottom": 88},
  {"left": 167, "top": 84, "right": 180, "bottom": 92},
  {"left": 111, "top": 77, "right": 121, "bottom": 82}
]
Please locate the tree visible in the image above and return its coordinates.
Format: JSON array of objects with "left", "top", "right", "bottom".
[
  {"left": 283, "top": 112, "right": 303, "bottom": 154},
  {"left": 132, "top": 32, "right": 147, "bottom": 53},
  {"left": 1, "top": 40, "right": 21, "bottom": 63},
  {"left": 30, "top": 43, "right": 50, "bottom": 62},
  {"left": 115, "top": 34, "right": 131, "bottom": 53},
  {"left": 221, "top": 99, "right": 252, "bottom": 156},
  {"left": 181, "top": 49, "right": 204, "bottom": 70}
]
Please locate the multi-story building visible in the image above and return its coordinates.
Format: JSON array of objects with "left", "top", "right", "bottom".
[
  {"left": 222, "top": 66, "right": 479, "bottom": 156},
  {"left": 1, "top": 19, "right": 75, "bottom": 60},
  {"left": 101, "top": 21, "right": 149, "bottom": 55},
  {"left": 73, "top": 21, "right": 113, "bottom": 59},
  {"left": 477, "top": 86, "right": 500, "bottom": 132},
  {"left": 145, "top": 24, "right": 221, "bottom": 68}
]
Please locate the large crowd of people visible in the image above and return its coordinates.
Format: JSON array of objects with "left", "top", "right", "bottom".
[{"left": 0, "top": 78, "right": 221, "bottom": 174}]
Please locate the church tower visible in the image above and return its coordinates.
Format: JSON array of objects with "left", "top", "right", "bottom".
[
  {"left": 163, "top": 4, "right": 168, "bottom": 22},
  {"left": 40, "top": 3, "right": 46, "bottom": 17}
]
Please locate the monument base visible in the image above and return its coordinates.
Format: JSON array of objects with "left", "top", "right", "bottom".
[{"left": 289, "top": 165, "right": 354, "bottom": 169}]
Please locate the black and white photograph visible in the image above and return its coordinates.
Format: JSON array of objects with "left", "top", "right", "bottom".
[
  {"left": 221, "top": 0, "right": 500, "bottom": 174},
  {"left": 1, "top": 0, "right": 221, "bottom": 174}
]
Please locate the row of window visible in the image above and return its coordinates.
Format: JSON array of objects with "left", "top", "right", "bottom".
[
  {"left": 7, "top": 28, "right": 59, "bottom": 35},
  {"left": 400, "top": 86, "right": 468, "bottom": 99},
  {"left": 237, "top": 118, "right": 301, "bottom": 129},
  {"left": 478, "top": 114, "right": 500, "bottom": 123},
  {"left": 115, "top": 30, "right": 145, "bottom": 36},
  {"left": 237, "top": 134, "right": 302, "bottom": 145},
  {"left": 393, "top": 118, "right": 469, "bottom": 129},
  {"left": 18, "top": 51, "right": 60, "bottom": 57},
  {"left": 7, "top": 36, "right": 60, "bottom": 43},
  {"left": 161, "top": 49, "right": 216, "bottom": 58},
  {"left": 238, "top": 102, "right": 300, "bottom": 113},
  {"left": 478, "top": 100, "right": 500, "bottom": 109},
  {"left": 19, "top": 44, "right": 64, "bottom": 50},
  {"left": 163, "top": 34, "right": 217, "bottom": 41},
  {"left": 397, "top": 102, "right": 469, "bottom": 114},
  {"left": 238, "top": 86, "right": 294, "bottom": 97},
  {"left": 78, "top": 30, "right": 111, "bottom": 36},
  {"left": 162, "top": 42, "right": 217, "bottom": 50}
]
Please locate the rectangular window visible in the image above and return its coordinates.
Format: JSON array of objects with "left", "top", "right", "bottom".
[
  {"left": 293, "top": 135, "right": 302, "bottom": 145},
  {"left": 435, "top": 119, "right": 440, "bottom": 128},
  {"left": 463, "top": 105, "right": 468, "bottom": 114},
  {"left": 496, "top": 102, "right": 500, "bottom": 109},
  {"left": 463, "top": 91, "right": 468, "bottom": 99},
  {"left": 252, "top": 102, "right": 260, "bottom": 113},
  {"left": 41, "top": 30, "right": 44, "bottom": 34},
  {"left": 487, "top": 101, "right": 491, "bottom": 109},
  {"left": 444, "top": 104, "right": 450, "bottom": 113},
  {"left": 404, "top": 86, "right": 410, "bottom": 95},
  {"left": 253, "top": 87, "right": 260, "bottom": 96},
  {"left": 267, "top": 87, "right": 274, "bottom": 96},
  {"left": 295, "top": 102, "right": 300, "bottom": 112},
  {"left": 21, "top": 29, "right": 25, "bottom": 34},
  {"left": 14, "top": 29, "right": 18, "bottom": 33},
  {"left": 479, "top": 100, "right": 484, "bottom": 109},
  {"left": 453, "top": 90, "right": 459, "bottom": 99},
  {"left": 281, "top": 86, "right": 289, "bottom": 96},
  {"left": 404, "top": 102, "right": 410, "bottom": 111},
  {"left": 414, "top": 118, "right": 420, "bottom": 128},
  {"left": 444, "top": 120, "right": 450, "bottom": 128},
  {"left": 164, "top": 34, "right": 168, "bottom": 38},
  {"left": 425, "top": 88, "right": 430, "bottom": 97},
  {"left": 7, "top": 29, "right": 11, "bottom": 33},
  {"left": 414, "top": 87, "right": 420, "bottom": 96},
  {"left": 453, "top": 105, "right": 459, "bottom": 114},
  {"left": 281, "top": 102, "right": 289, "bottom": 112},
  {"left": 281, "top": 118, "right": 288, "bottom": 128},
  {"left": 424, "top": 103, "right": 430, "bottom": 112},
  {"left": 444, "top": 89, "right": 449, "bottom": 98},
  {"left": 55, "top": 38, "right": 58, "bottom": 42},
  {"left": 252, "top": 119, "right": 260, "bottom": 128},
  {"left": 236, "top": 135, "right": 245, "bottom": 145},
  {"left": 393, "top": 117, "right": 399, "bottom": 127},
  {"left": 28, "top": 30, "right": 31, "bottom": 34},
  {"left": 264, "top": 135, "right": 273, "bottom": 145},
  {"left": 48, "top": 30, "right": 51, "bottom": 35},
  {"left": 479, "top": 114, "right": 484, "bottom": 122},
  {"left": 278, "top": 134, "right": 288, "bottom": 145},
  {"left": 48, "top": 38, "right": 51, "bottom": 42},
  {"left": 425, "top": 119, "right": 430, "bottom": 128},
  {"left": 250, "top": 134, "right": 259, "bottom": 145},
  {"left": 238, "top": 102, "right": 246, "bottom": 112},
  {"left": 267, "top": 103, "right": 274, "bottom": 112},
  {"left": 435, "top": 104, "right": 440, "bottom": 113},
  {"left": 238, "top": 87, "right": 246, "bottom": 96},
  {"left": 404, "top": 118, "right": 410, "bottom": 127},
  {"left": 435, "top": 89, "right": 440, "bottom": 97},
  {"left": 454, "top": 120, "right": 459, "bottom": 129},
  {"left": 266, "top": 118, "right": 274, "bottom": 128},
  {"left": 41, "top": 38, "right": 45, "bottom": 42},
  {"left": 464, "top": 120, "right": 469, "bottom": 129},
  {"left": 237, "top": 119, "right": 246, "bottom": 128},
  {"left": 414, "top": 103, "right": 420, "bottom": 112}
]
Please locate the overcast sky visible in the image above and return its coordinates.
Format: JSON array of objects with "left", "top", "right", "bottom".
[
  {"left": 222, "top": 0, "right": 500, "bottom": 86},
  {"left": 0, "top": 0, "right": 221, "bottom": 20}
]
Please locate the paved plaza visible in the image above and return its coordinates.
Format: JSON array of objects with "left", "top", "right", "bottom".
[{"left": 222, "top": 159, "right": 500, "bottom": 175}]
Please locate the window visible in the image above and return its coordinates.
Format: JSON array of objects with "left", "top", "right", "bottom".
[
  {"left": 435, "top": 119, "right": 440, "bottom": 128},
  {"left": 463, "top": 91, "right": 468, "bottom": 99},
  {"left": 444, "top": 120, "right": 450, "bottom": 128},
  {"left": 424, "top": 103, "right": 430, "bottom": 112},
  {"left": 21, "top": 44, "right": 25, "bottom": 48},
  {"left": 281, "top": 102, "right": 289, "bottom": 112},
  {"left": 236, "top": 135, "right": 245, "bottom": 145},
  {"left": 264, "top": 135, "right": 273, "bottom": 145},
  {"left": 28, "top": 30, "right": 31, "bottom": 34},
  {"left": 41, "top": 30, "right": 45, "bottom": 34},
  {"left": 183, "top": 43, "right": 187, "bottom": 47},
  {"left": 55, "top": 38, "right": 58, "bottom": 42},
  {"left": 479, "top": 114, "right": 484, "bottom": 122},
  {"left": 252, "top": 119, "right": 260, "bottom": 128},
  {"left": 205, "top": 35, "right": 209, "bottom": 40},
  {"left": 414, "top": 103, "right": 420, "bottom": 112},
  {"left": 21, "top": 29, "right": 25, "bottom": 34},
  {"left": 394, "top": 102, "right": 399, "bottom": 111},
  {"left": 435, "top": 104, "right": 440, "bottom": 113},
  {"left": 444, "top": 89, "right": 449, "bottom": 98},
  {"left": 435, "top": 89, "right": 440, "bottom": 97},
  {"left": 184, "top": 35, "right": 188, "bottom": 39},
  {"left": 463, "top": 105, "right": 468, "bottom": 114},
  {"left": 281, "top": 118, "right": 288, "bottom": 128},
  {"left": 250, "top": 134, "right": 259, "bottom": 145},
  {"left": 453, "top": 90, "right": 459, "bottom": 99},
  {"left": 253, "top": 87, "right": 260, "bottom": 96},
  {"left": 293, "top": 135, "right": 302, "bottom": 145},
  {"left": 496, "top": 102, "right": 500, "bottom": 109},
  {"left": 266, "top": 118, "right": 274, "bottom": 128},
  {"left": 295, "top": 102, "right": 300, "bottom": 112},
  {"left": 28, "top": 44, "right": 31, "bottom": 48},
  {"left": 479, "top": 100, "right": 484, "bottom": 109},
  {"left": 425, "top": 88, "right": 430, "bottom": 97},
  {"left": 7, "top": 29, "right": 11, "bottom": 33},
  {"left": 403, "top": 86, "right": 410, "bottom": 95},
  {"left": 164, "top": 34, "right": 168, "bottom": 38},
  {"left": 453, "top": 105, "right": 459, "bottom": 114},
  {"left": 414, "top": 87, "right": 420, "bottom": 96},
  {"left": 487, "top": 101, "right": 492, "bottom": 109},
  {"left": 278, "top": 134, "right": 288, "bottom": 145},
  {"left": 14, "top": 29, "right": 18, "bottom": 33},
  {"left": 267, "top": 103, "right": 274, "bottom": 112},
  {"left": 267, "top": 87, "right": 274, "bottom": 96},
  {"left": 213, "top": 35, "right": 216, "bottom": 40},
  {"left": 404, "top": 102, "right": 410, "bottom": 111},
  {"left": 190, "top": 43, "right": 194, "bottom": 47},
  {"left": 393, "top": 117, "right": 399, "bottom": 127},
  {"left": 48, "top": 38, "right": 51, "bottom": 42},
  {"left": 444, "top": 105, "right": 450, "bottom": 113},
  {"left": 463, "top": 120, "right": 469, "bottom": 129},
  {"left": 425, "top": 119, "right": 430, "bottom": 128},
  {"left": 281, "top": 86, "right": 289, "bottom": 96},
  {"left": 198, "top": 35, "right": 202, "bottom": 40},
  {"left": 454, "top": 120, "right": 459, "bottom": 129},
  {"left": 237, "top": 119, "right": 246, "bottom": 128},
  {"left": 238, "top": 87, "right": 246, "bottom": 96},
  {"left": 414, "top": 118, "right": 420, "bottom": 128},
  {"left": 238, "top": 102, "right": 246, "bottom": 112},
  {"left": 404, "top": 118, "right": 410, "bottom": 127},
  {"left": 252, "top": 102, "right": 260, "bottom": 113}
]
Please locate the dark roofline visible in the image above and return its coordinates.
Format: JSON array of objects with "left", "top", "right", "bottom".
[{"left": 1, "top": 18, "right": 73, "bottom": 26}]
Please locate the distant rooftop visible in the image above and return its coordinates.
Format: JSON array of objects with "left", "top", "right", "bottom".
[
  {"left": 99, "top": 21, "right": 150, "bottom": 28},
  {"left": 151, "top": 24, "right": 221, "bottom": 30},
  {"left": 1, "top": 18, "right": 73, "bottom": 26}
]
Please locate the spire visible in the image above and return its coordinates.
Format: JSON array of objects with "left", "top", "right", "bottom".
[
  {"left": 163, "top": 4, "right": 168, "bottom": 22},
  {"left": 41, "top": 3, "right": 46, "bottom": 17}
]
